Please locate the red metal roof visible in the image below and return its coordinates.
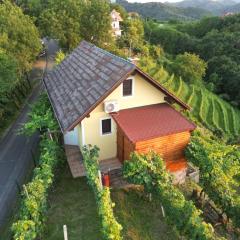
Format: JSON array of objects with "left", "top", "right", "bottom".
[{"left": 111, "top": 103, "right": 196, "bottom": 143}]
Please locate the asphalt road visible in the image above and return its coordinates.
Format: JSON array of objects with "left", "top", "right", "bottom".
[
  {"left": 0, "top": 86, "right": 41, "bottom": 231},
  {"left": 0, "top": 39, "right": 58, "bottom": 232}
]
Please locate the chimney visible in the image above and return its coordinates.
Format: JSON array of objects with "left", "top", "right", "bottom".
[{"left": 127, "top": 57, "right": 140, "bottom": 65}]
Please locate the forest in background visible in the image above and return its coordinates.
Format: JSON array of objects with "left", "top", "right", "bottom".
[{"left": 144, "top": 15, "right": 240, "bottom": 109}]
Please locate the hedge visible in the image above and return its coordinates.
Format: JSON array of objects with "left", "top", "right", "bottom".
[
  {"left": 82, "top": 145, "right": 122, "bottom": 240},
  {"left": 11, "top": 94, "right": 63, "bottom": 239},
  {"left": 123, "top": 151, "right": 221, "bottom": 240},
  {"left": 186, "top": 134, "right": 240, "bottom": 227}
]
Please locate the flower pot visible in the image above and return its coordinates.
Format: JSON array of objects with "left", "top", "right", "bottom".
[{"left": 102, "top": 173, "right": 110, "bottom": 187}]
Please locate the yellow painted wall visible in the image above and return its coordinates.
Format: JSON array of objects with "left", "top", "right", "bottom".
[{"left": 79, "top": 73, "right": 166, "bottom": 160}]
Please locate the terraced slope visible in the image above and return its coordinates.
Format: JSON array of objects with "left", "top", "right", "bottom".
[{"left": 153, "top": 71, "right": 240, "bottom": 137}]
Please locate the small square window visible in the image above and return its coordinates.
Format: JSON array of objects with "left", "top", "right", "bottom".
[
  {"left": 101, "top": 118, "right": 112, "bottom": 135},
  {"left": 123, "top": 79, "right": 133, "bottom": 97}
]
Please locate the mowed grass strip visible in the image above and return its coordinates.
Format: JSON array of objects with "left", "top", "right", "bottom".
[
  {"left": 171, "top": 76, "right": 180, "bottom": 93},
  {"left": 162, "top": 75, "right": 174, "bottom": 89},
  {"left": 163, "top": 73, "right": 240, "bottom": 136},
  {"left": 226, "top": 106, "right": 236, "bottom": 135},
  {"left": 199, "top": 89, "right": 208, "bottom": 123},
  {"left": 205, "top": 95, "right": 214, "bottom": 128},
  {"left": 216, "top": 100, "right": 230, "bottom": 133},
  {"left": 234, "top": 110, "right": 240, "bottom": 134},
  {"left": 191, "top": 88, "right": 202, "bottom": 120},
  {"left": 44, "top": 167, "right": 101, "bottom": 240},
  {"left": 213, "top": 99, "right": 226, "bottom": 132},
  {"left": 176, "top": 77, "right": 183, "bottom": 97},
  {"left": 186, "top": 85, "right": 195, "bottom": 106},
  {"left": 112, "top": 189, "right": 180, "bottom": 240}
]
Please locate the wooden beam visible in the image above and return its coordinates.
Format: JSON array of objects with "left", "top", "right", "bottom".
[{"left": 164, "top": 96, "right": 175, "bottom": 105}]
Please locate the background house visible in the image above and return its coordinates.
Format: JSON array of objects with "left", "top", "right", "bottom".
[
  {"left": 111, "top": 9, "right": 123, "bottom": 37},
  {"left": 44, "top": 41, "right": 196, "bottom": 183}
]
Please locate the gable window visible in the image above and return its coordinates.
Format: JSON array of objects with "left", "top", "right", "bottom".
[
  {"left": 101, "top": 118, "right": 112, "bottom": 135},
  {"left": 122, "top": 78, "right": 133, "bottom": 97}
]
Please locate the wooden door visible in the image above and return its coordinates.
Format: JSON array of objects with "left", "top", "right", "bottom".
[{"left": 117, "top": 127, "right": 124, "bottom": 163}]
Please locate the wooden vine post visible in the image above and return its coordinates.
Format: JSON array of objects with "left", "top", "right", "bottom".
[
  {"left": 63, "top": 225, "right": 68, "bottom": 240},
  {"left": 98, "top": 170, "right": 103, "bottom": 190},
  {"left": 23, "top": 184, "right": 29, "bottom": 199},
  {"left": 161, "top": 205, "right": 165, "bottom": 218},
  {"left": 48, "top": 128, "right": 53, "bottom": 141}
]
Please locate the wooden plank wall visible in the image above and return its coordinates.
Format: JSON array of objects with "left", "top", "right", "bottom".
[
  {"left": 117, "top": 127, "right": 135, "bottom": 162},
  {"left": 117, "top": 127, "right": 124, "bottom": 162},
  {"left": 117, "top": 126, "right": 190, "bottom": 173},
  {"left": 124, "top": 135, "right": 135, "bottom": 161},
  {"left": 135, "top": 131, "right": 191, "bottom": 163}
]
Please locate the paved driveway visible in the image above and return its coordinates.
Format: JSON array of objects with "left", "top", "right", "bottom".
[{"left": 0, "top": 39, "right": 58, "bottom": 231}]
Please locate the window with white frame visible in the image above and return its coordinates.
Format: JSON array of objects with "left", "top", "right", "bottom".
[
  {"left": 101, "top": 118, "right": 112, "bottom": 135},
  {"left": 122, "top": 78, "right": 133, "bottom": 97}
]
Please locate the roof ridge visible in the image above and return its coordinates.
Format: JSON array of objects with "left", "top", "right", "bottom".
[
  {"left": 44, "top": 40, "right": 136, "bottom": 132},
  {"left": 81, "top": 40, "right": 135, "bottom": 68}
]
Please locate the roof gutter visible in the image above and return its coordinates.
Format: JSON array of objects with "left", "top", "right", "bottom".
[{"left": 42, "top": 77, "right": 64, "bottom": 133}]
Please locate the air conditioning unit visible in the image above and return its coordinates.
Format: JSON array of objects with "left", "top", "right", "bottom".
[{"left": 104, "top": 100, "right": 119, "bottom": 113}]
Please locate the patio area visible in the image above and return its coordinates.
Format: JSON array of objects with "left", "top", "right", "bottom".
[{"left": 64, "top": 145, "right": 122, "bottom": 178}]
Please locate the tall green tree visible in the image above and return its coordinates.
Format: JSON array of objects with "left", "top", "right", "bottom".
[
  {"left": 144, "top": 22, "right": 197, "bottom": 55},
  {"left": 199, "top": 30, "right": 240, "bottom": 63},
  {"left": 118, "top": 17, "right": 145, "bottom": 55},
  {"left": 16, "top": 0, "right": 49, "bottom": 20},
  {"left": 0, "top": 50, "right": 24, "bottom": 114},
  {"left": 39, "top": 0, "right": 113, "bottom": 50},
  {"left": 171, "top": 52, "right": 207, "bottom": 83},
  {"left": 80, "top": 0, "right": 113, "bottom": 47},
  {"left": 0, "top": 51, "right": 18, "bottom": 96},
  {"left": 0, "top": 0, "right": 41, "bottom": 74},
  {"left": 39, "top": 0, "right": 82, "bottom": 50},
  {"left": 206, "top": 56, "right": 240, "bottom": 105}
]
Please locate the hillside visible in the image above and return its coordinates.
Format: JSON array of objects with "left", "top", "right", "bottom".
[
  {"left": 166, "top": 77, "right": 240, "bottom": 136},
  {"left": 223, "top": 3, "right": 240, "bottom": 14},
  {"left": 117, "top": 0, "right": 212, "bottom": 21},
  {"left": 142, "top": 64, "right": 240, "bottom": 137},
  {"left": 172, "top": 0, "right": 236, "bottom": 15}
]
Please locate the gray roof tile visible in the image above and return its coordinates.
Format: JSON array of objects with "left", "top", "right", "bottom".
[{"left": 44, "top": 41, "right": 135, "bottom": 132}]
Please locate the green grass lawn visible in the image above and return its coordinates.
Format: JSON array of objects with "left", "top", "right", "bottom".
[
  {"left": 43, "top": 167, "right": 101, "bottom": 240},
  {"left": 112, "top": 189, "right": 180, "bottom": 240},
  {"left": 44, "top": 167, "right": 180, "bottom": 240}
]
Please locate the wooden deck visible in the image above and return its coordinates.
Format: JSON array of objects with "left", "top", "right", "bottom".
[
  {"left": 166, "top": 158, "right": 187, "bottom": 172},
  {"left": 64, "top": 145, "right": 122, "bottom": 178}
]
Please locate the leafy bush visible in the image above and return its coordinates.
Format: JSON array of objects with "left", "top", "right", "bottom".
[
  {"left": 55, "top": 50, "right": 66, "bottom": 65},
  {"left": 186, "top": 134, "right": 240, "bottom": 227},
  {"left": 123, "top": 151, "right": 218, "bottom": 240},
  {"left": 171, "top": 52, "right": 207, "bottom": 84},
  {"left": 20, "top": 94, "right": 58, "bottom": 136},
  {"left": 82, "top": 145, "right": 122, "bottom": 240},
  {"left": 12, "top": 94, "right": 63, "bottom": 239}
]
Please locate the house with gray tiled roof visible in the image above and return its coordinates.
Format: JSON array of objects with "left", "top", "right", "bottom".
[{"left": 44, "top": 40, "right": 196, "bottom": 183}]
